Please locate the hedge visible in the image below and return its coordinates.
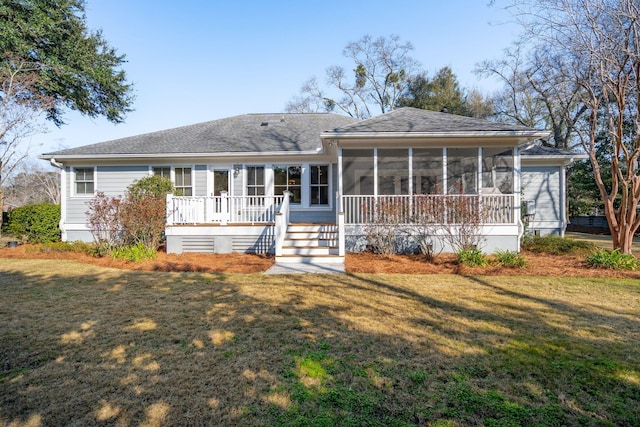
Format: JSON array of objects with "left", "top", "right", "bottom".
[{"left": 5, "top": 204, "right": 61, "bottom": 243}]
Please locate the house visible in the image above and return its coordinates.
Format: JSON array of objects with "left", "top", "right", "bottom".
[{"left": 41, "top": 107, "right": 581, "bottom": 263}]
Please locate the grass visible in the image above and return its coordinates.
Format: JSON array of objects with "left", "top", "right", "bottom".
[
  {"left": 1, "top": 259, "right": 639, "bottom": 426},
  {"left": 522, "top": 234, "right": 596, "bottom": 255},
  {"left": 566, "top": 232, "right": 640, "bottom": 253}
]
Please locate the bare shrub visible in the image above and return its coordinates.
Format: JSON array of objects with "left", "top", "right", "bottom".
[
  {"left": 86, "top": 192, "right": 121, "bottom": 252},
  {"left": 362, "top": 197, "right": 408, "bottom": 255}
]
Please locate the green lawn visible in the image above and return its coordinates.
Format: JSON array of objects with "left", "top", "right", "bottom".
[
  {"left": 566, "top": 231, "right": 640, "bottom": 253},
  {"left": 1, "top": 259, "right": 639, "bottom": 426}
]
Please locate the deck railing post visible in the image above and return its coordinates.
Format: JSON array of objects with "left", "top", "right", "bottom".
[
  {"left": 220, "top": 191, "right": 228, "bottom": 226},
  {"left": 166, "top": 194, "right": 174, "bottom": 226},
  {"left": 338, "top": 211, "right": 346, "bottom": 256},
  {"left": 274, "top": 191, "right": 291, "bottom": 256}
]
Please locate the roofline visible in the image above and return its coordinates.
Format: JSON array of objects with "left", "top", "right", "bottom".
[
  {"left": 320, "top": 130, "right": 550, "bottom": 139},
  {"left": 39, "top": 149, "right": 324, "bottom": 160},
  {"left": 521, "top": 153, "right": 588, "bottom": 159}
]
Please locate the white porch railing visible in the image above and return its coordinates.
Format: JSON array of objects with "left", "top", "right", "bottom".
[
  {"left": 166, "top": 193, "right": 285, "bottom": 225},
  {"left": 274, "top": 191, "right": 291, "bottom": 257},
  {"left": 342, "top": 194, "right": 515, "bottom": 225}
]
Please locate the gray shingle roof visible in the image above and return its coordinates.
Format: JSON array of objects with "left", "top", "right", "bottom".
[
  {"left": 330, "top": 107, "right": 542, "bottom": 134},
  {"left": 43, "top": 113, "right": 358, "bottom": 157},
  {"left": 520, "top": 144, "right": 584, "bottom": 157},
  {"left": 43, "top": 108, "right": 550, "bottom": 159}
]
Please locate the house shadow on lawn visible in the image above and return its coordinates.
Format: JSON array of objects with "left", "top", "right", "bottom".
[{"left": 0, "top": 260, "right": 638, "bottom": 426}]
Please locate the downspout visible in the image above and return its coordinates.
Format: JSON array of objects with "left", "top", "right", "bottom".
[{"left": 49, "top": 158, "right": 67, "bottom": 241}]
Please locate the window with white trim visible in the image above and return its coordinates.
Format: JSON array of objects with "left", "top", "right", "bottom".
[
  {"left": 174, "top": 167, "right": 192, "bottom": 196},
  {"left": 274, "top": 165, "right": 301, "bottom": 203},
  {"left": 310, "top": 165, "right": 329, "bottom": 205},
  {"left": 152, "top": 167, "right": 170, "bottom": 178},
  {"left": 74, "top": 168, "right": 94, "bottom": 195},
  {"left": 246, "top": 166, "right": 265, "bottom": 196}
]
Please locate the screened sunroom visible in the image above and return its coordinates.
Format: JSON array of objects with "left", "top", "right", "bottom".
[{"left": 339, "top": 146, "right": 517, "bottom": 226}]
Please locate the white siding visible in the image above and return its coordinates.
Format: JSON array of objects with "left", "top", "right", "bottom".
[{"left": 65, "top": 165, "right": 148, "bottom": 226}]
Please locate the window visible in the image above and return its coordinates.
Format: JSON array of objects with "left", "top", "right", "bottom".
[
  {"left": 153, "top": 167, "right": 170, "bottom": 178},
  {"left": 75, "top": 168, "right": 94, "bottom": 195},
  {"left": 174, "top": 167, "right": 192, "bottom": 196},
  {"left": 247, "top": 166, "right": 265, "bottom": 196},
  {"left": 274, "top": 165, "right": 301, "bottom": 203},
  {"left": 310, "top": 165, "right": 329, "bottom": 205}
]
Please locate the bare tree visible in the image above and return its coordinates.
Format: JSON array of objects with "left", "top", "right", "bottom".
[
  {"left": 505, "top": 0, "right": 640, "bottom": 253},
  {"left": 3, "top": 161, "right": 60, "bottom": 207},
  {"left": 0, "top": 58, "right": 54, "bottom": 219},
  {"left": 476, "top": 45, "right": 588, "bottom": 150},
  {"left": 286, "top": 35, "right": 420, "bottom": 118}
]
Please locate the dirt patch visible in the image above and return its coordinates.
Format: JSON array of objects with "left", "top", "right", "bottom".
[{"left": 1, "top": 243, "right": 639, "bottom": 278}]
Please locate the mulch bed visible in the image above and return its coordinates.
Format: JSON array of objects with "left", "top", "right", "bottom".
[{"left": 1, "top": 244, "right": 639, "bottom": 278}]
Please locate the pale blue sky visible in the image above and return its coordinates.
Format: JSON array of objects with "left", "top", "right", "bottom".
[{"left": 34, "top": 0, "right": 519, "bottom": 157}]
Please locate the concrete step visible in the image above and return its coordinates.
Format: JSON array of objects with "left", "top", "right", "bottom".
[
  {"left": 275, "top": 254, "right": 345, "bottom": 264},
  {"left": 284, "top": 231, "right": 338, "bottom": 240},
  {"left": 283, "top": 238, "right": 337, "bottom": 248},
  {"left": 281, "top": 246, "right": 340, "bottom": 256},
  {"left": 286, "top": 224, "right": 338, "bottom": 233}
]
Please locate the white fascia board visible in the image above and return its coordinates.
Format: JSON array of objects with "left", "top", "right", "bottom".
[
  {"left": 320, "top": 130, "right": 550, "bottom": 139},
  {"left": 39, "top": 150, "right": 324, "bottom": 161}
]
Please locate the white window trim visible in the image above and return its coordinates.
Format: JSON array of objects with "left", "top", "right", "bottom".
[
  {"left": 245, "top": 164, "right": 268, "bottom": 197},
  {"left": 150, "top": 165, "right": 194, "bottom": 195},
  {"left": 71, "top": 166, "right": 97, "bottom": 198},
  {"left": 173, "top": 165, "right": 195, "bottom": 196},
  {"left": 305, "top": 163, "right": 333, "bottom": 210},
  {"left": 272, "top": 164, "right": 303, "bottom": 205}
]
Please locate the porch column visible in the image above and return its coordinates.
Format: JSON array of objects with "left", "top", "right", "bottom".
[
  {"left": 514, "top": 146, "right": 521, "bottom": 226},
  {"left": 478, "top": 147, "right": 483, "bottom": 220},
  {"left": 442, "top": 148, "right": 448, "bottom": 195},
  {"left": 560, "top": 165, "right": 567, "bottom": 237},
  {"left": 373, "top": 148, "right": 378, "bottom": 197},
  {"left": 337, "top": 147, "right": 343, "bottom": 223}
]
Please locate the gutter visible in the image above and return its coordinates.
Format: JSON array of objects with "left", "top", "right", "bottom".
[
  {"left": 320, "top": 130, "right": 550, "bottom": 139},
  {"left": 49, "top": 158, "right": 64, "bottom": 169},
  {"left": 39, "top": 149, "right": 324, "bottom": 161}
]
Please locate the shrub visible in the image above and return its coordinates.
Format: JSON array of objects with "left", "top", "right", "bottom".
[
  {"left": 119, "top": 176, "right": 173, "bottom": 250},
  {"left": 521, "top": 234, "right": 594, "bottom": 255},
  {"left": 457, "top": 247, "right": 489, "bottom": 267},
  {"left": 127, "top": 175, "right": 174, "bottom": 200},
  {"left": 585, "top": 249, "right": 639, "bottom": 270},
  {"left": 38, "top": 241, "right": 94, "bottom": 254},
  {"left": 5, "top": 204, "right": 60, "bottom": 243},
  {"left": 86, "top": 176, "right": 173, "bottom": 255},
  {"left": 110, "top": 243, "right": 157, "bottom": 262},
  {"left": 494, "top": 250, "right": 527, "bottom": 268},
  {"left": 362, "top": 199, "right": 405, "bottom": 255},
  {"left": 86, "top": 192, "right": 121, "bottom": 251}
]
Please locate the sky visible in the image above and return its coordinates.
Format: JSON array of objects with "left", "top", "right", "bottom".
[{"left": 32, "top": 0, "right": 521, "bottom": 159}]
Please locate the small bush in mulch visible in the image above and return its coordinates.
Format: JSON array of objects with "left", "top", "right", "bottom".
[
  {"left": 494, "top": 250, "right": 527, "bottom": 268},
  {"left": 585, "top": 248, "right": 640, "bottom": 271},
  {"left": 456, "top": 248, "right": 489, "bottom": 267}
]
